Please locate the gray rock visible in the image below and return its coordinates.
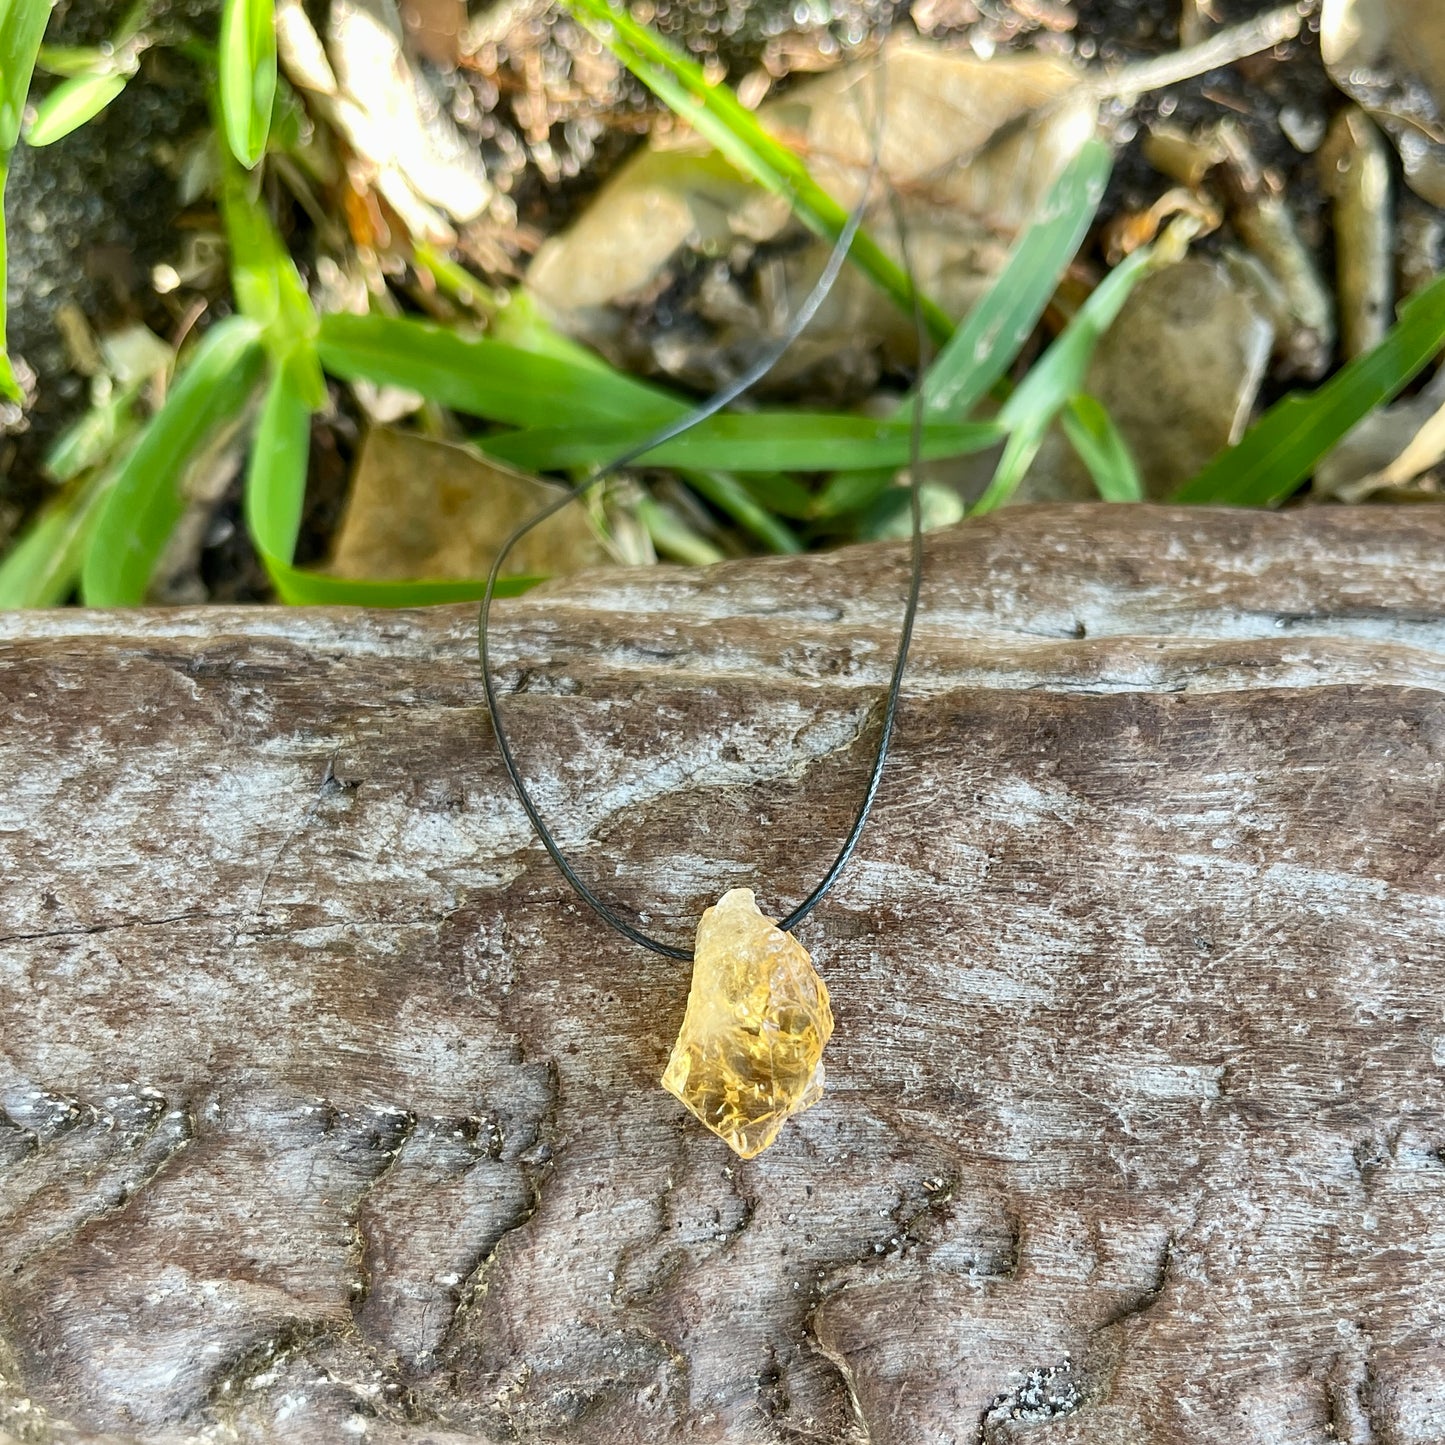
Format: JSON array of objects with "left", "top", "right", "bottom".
[{"left": 1021, "top": 257, "right": 1274, "bottom": 503}]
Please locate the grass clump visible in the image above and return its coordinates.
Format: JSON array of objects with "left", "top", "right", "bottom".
[{"left": 1, "top": 0, "right": 1442, "bottom": 608}]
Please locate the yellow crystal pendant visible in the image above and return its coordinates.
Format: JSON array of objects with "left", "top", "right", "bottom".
[{"left": 661, "top": 888, "right": 834, "bottom": 1159}]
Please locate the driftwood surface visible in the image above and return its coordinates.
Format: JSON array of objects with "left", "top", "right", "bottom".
[{"left": 1, "top": 503, "right": 1443, "bottom": 1445}]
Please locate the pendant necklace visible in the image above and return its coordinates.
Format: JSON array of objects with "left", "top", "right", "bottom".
[{"left": 479, "top": 162, "right": 924, "bottom": 1160}]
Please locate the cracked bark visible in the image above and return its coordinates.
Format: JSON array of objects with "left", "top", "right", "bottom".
[{"left": 1, "top": 504, "right": 1443, "bottom": 1444}]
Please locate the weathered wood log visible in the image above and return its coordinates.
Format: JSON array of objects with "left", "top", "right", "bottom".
[{"left": 1, "top": 503, "right": 1443, "bottom": 1445}]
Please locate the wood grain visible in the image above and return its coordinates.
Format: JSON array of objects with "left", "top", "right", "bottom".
[{"left": 0, "top": 504, "right": 1442, "bottom": 1444}]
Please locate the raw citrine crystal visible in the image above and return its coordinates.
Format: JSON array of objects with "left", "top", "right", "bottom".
[{"left": 661, "top": 888, "right": 834, "bottom": 1159}]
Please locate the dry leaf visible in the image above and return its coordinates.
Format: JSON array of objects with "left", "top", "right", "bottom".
[
  {"left": 399, "top": 0, "right": 466, "bottom": 69},
  {"left": 331, "top": 428, "right": 615, "bottom": 581}
]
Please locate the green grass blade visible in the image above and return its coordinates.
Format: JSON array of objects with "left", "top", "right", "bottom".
[
  {"left": 921, "top": 138, "right": 1113, "bottom": 419},
  {"left": 0, "top": 0, "right": 49, "bottom": 149},
  {"left": 681, "top": 469, "right": 801, "bottom": 553},
  {"left": 973, "top": 429, "right": 1042, "bottom": 517},
  {"left": 247, "top": 357, "right": 549, "bottom": 604},
  {"left": 487, "top": 289, "right": 618, "bottom": 367},
  {"left": 274, "top": 569, "right": 543, "bottom": 605},
  {"left": 636, "top": 495, "right": 726, "bottom": 566},
  {"left": 318, "top": 312, "right": 683, "bottom": 428},
  {"left": 218, "top": 0, "right": 275, "bottom": 168},
  {"left": 413, "top": 240, "right": 503, "bottom": 317},
  {"left": 23, "top": 68, "right": 128, "bottom": 144},
  {"left": 1174, "top": 272, "right": 1445, "bottom": 506},
  {"left": 973, "top": 243, "right": 1158, "bottom": 514},
  {"left": 221, "top": 162, "right": 325, "bottom": 405},
  {"left": 995, "top": 245, "right": 1156, "bottom": 433},
  {"left": 1062, "top": 392, "right": 1142, "bottom": 501},
  {"left": 1, "top": 0, "right": 54, "bottom": 399},
  {"left": 0, "top": 465, "right": 114, "bottom": 607},
  {"left": 43, "top": 381, "right": 141, "bottom": 481},
  {"left": 80, "top": 317, "right": 265, "bottom": 605},
  {"left": 0, "top": 158, "right": 18, "bottom": 400},
  {"left": 811, "top": 465, "right": 899, "bottom": 519},
  {"left": 113, "top": 0, "right": 154, "bottom": 45},
  {"left": 562, "top": 0, "right": 954, "bottom": 346},
  {"left": 485, "top": 294, "right": 809, "bottom": 545},
  {"left": 245, "top": 358, "right": 310, "bottom": 579},
  {"left": 35, "top": 43, "right": 109, "bottom": 76},
  {"left": 321, "top": 312, "right": 812, "bottom": 555},
  {"left": 731, "top": 468, "right": 817, "bottom": 520},
  {"left": 809, "top": 140, "right": 1112, "bottom": 522},
  {"left": 485, "top": 413, "right": 1002, "bottom": 473}
]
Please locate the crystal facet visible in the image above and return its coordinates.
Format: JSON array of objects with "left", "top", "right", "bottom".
[{"left": 661, "top": 888, "right": 834, "bottom": 1159}]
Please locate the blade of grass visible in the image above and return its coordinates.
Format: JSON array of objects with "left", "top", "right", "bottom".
[
  {"left": 812, "top": 139, "right": 1113, "bottom": 521},
  {"left": 246, "top": 359, "right": 547, "bottom": 604},
  {"left": 245, "top": 357, "right": 310, "bottom": 582},
  {"left": 221, "top": 161, "right": 325, "bottom": 405},
  {"left": 562, "top": 0, "right": 954, "bottom": 346},
  {"left": 1062, "top": 392, "right": 1143, "bottom": 501},
  {"left": 0, "top": 0, "right": 51, "bottom": 144},
  {"left": 487, "top": 290, "right": 586, "bottom": 356},
  {"left": 0, "top": 464, "right": 114, "bottom": 607},
  {"left": 1173, "top": 272, "right": 1445, "bottom": 506},
  {"left": 413, "top": 240, "right": 501, "bottom": 318},
  {"left": 731, "top": 468, "right": 817, "bottom": 520},
  {"left": 972, "top": 241, "right": 1162, "bottom": 515},
  {"left": 323, "top": 312, "right": 807, "bottom": 552},
  {"left": 0, "top": 0, "right": 49, "bottom": 152},
  {"left": 636, "top": 495, "right": 726, "bottom": 566},
  {"left": 921, "top": 138, "right": 1113, "bottom": 419},
  {"left": 35, "top": 43, "right": 109, "bottom": 75},
  {"left": 81, "top": 317, "right": 265, "bottom": 605},
  {"left": 319, "top": 312, "right": 682, "bottom": 429},
  {"left": 294, "top": 556, "right": 539, "bottom": 603},
  {"left": 218, "top": 0, "right": 275, "bottom": 167},
  {"left": 2, "top": 156, "right": 25, "bottom": 400},
  {"left": 43, "top": 380, "right": 141, "bottom": 481},
  {"left": 680, "top": 469, "right": 801, "bottom": 553},
  {"left": 23, "top": 0, "right": 151, "bottom": 144},
  {"left": 488, "top": 287, "right": 643, "bottom": 374},
  {"left": 1, "top": 0, "right": 53, "bottom": 399},
  {"left": 486, "top": 292, "right": 809, "bottom": 546},
  {"left": 23, "top": 68, "right": 129, "bottom": 144},
  {"left": 278, "top": 570, "right": 543, "bottom": 604},
  {"left": 484, "top": 412, "right": 1002, "bottom": 473}
]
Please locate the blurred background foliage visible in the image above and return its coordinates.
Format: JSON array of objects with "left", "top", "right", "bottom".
[{"left": 1, "top": 0, "right": 1443, "bottom": 608}]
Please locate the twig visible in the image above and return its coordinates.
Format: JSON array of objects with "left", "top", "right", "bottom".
[{"left": 1094, "top": 3, "right": 1309, "bottom": 99}]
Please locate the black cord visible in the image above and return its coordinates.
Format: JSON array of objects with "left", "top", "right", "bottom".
[{"left": 478, "top": 68, "right": 927, "bottom": 962}]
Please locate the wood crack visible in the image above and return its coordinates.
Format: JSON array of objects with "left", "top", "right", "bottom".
[{"left": 0, "top": 912, "right": 238, "bottom": 945}]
